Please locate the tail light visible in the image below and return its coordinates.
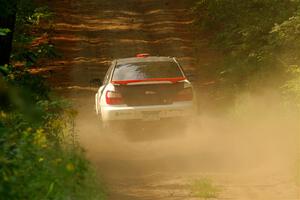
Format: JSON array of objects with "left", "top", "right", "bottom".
[
  {"left": 136, "top": 53, "right": 150, "bottom": 58},
  {"left": 175, "top": 88, "right": 193, "bottom": 102},
  {"left": 106, "top": 91, "right": 124, "bottom": 105}
]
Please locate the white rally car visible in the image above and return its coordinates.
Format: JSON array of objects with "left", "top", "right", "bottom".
[{"left": 95, "top": 54, "right": 196, "bottom": 128}]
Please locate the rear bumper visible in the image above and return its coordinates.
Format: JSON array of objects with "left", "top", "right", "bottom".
[{"left": 101, "top": 101, "right": 195, "bottom": 122}]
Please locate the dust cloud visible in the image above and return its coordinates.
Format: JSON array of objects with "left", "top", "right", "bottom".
[{"left": 69, "top": 88, "right": 299, "bottom": 199}]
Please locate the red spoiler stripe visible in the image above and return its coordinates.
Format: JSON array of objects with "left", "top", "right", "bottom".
[{"left": 111, "top": 77, "right": 186, "bottom": 85}]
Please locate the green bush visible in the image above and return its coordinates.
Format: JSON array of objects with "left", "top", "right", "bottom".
[
  {"left": 0, "top": 1, "right": 106, "bottom": 199},
  {"left": 0, "top": 66, "right": 106, "bottom": 199},
  {"left": 193, "top": 0, "right": 300, "bottom": 110},
  {"left": 12, "top": 2, "right": 58, "bottom": 67}
]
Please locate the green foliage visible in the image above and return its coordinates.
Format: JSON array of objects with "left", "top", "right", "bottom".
[
  {"left": 193, "top": 0, "right": 300, "bottom": 110},
  {"left": 270, "top": 10, "right": 300, "bottom": 66},
  {"left": 0, "top": 0, "right": 106, "bottom": 199},
  {"left": 0, "top": 28, "right": 11, "bottom": 36},
  {"left": 281, "top": 65, "right": 300, "bottom": 109},
  {"left": 1, "top": 64, "right": 49, "bottom": 99},
  {"left": 12, "top": 2, "right": 58, "bottom": 67},
  {"left": 28, "top": 7, "right": 53, "bottom": 25},
  {"left": 194, "top": 0, "right": 298, "bottom": 57},
  {"left": 0, "top": 65, "right": 106, "bottom": 199},
  {"left": 191, "top": 178, "right": 220, "bottom": 199}
]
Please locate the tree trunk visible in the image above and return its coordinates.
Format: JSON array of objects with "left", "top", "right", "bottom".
[{"left": 0, "top": 1, "right": 17, "bottom": 66}]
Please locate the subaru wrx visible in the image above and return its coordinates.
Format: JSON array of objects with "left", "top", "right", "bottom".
[{"left": 95, "top": 54, "right": 196, "bottom": 128}]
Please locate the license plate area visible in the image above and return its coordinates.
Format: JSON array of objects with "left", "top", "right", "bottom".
[{"left": 142, "top": 111, "right": 160, "bottom": 121}]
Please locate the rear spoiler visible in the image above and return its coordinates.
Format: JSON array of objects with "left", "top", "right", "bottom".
[{"left": 111, "top": 77, "right": 186, "bottom": 85}]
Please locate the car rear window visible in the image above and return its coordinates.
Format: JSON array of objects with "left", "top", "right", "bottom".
[{"left": 112, "top": 61, "right": 183, "bottom": 81}]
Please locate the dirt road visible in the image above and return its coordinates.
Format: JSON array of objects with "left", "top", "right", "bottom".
[{"left": 47, "top": 0, "right": 300, "bottom": 199}]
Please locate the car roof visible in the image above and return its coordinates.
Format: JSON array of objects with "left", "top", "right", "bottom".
[{"left": 115, "top": 56, "right": 175, "bottom": 65}]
